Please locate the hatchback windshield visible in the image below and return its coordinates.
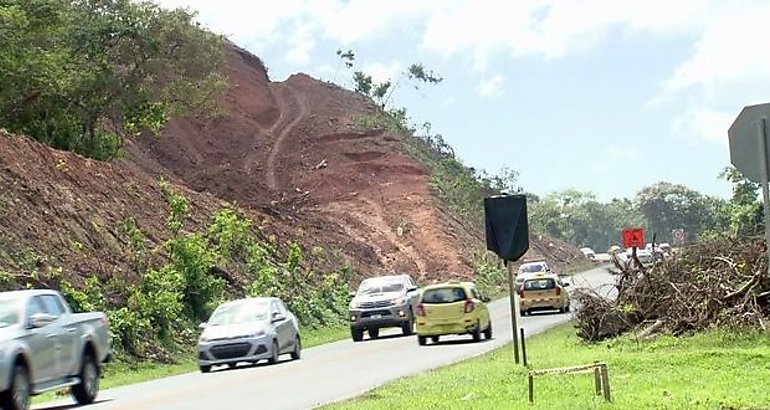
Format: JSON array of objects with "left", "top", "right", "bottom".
[
  {"left": 208, "top": 300, "right": 269, "bottom": 326},
  {"left": 0, "top": 298, "right": 21, "bottom": 328},
  {"left": 358, "top": 278, "right": 404, "bottom": 295},
  {"left": 524, "top": 279, "right": 556, "bottom": 291},
  {"left": 421, "top": 287, "right": 467, "bottom": 304}
]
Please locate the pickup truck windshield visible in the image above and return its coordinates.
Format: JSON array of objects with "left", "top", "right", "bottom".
[
  {"left": 0, "top": 299, "right": 21, "bottom": 328},
  {"left": 520, "top": 264, "right": 547, "bottom": 273},
  {"left": 358, "top": 279, "right": 404, "bottom": 295},
  {"left": 208, "top": 301, "right": 269, "bottom": 325}
]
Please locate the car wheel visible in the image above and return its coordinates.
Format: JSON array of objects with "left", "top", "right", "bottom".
[
  {"left": 430, "top": 336, "right": 439, "bottom": 343},
  {"left": 267, "top": 340, "right": 279, "bottom": 365},
  {"left": 368, "top": 328, "right": 379, "bottom": 339},
  {"left": 401, "top": 312, "right": 414, "bottom": 336},
  {"left": 1, "top": 363, "right": 30, "bottom": 410},
  {"left": 417, "top": 336, "right": 427, "bottom": 346},
  {"left": 484, "top": 322, "right": 493, "bottom": 340},
  {"left": 472, "top": 321, "right": 482, "bottom": 342},
  {"left": 71, "top": 353, "right": 99, "bottom": 405},
  {"left": 200, "top": 365, "right": 212, "bottom": 373},
  {"left": 351, "top": 327, "right": 364, "bottom": 342},
  {"left": 290, "top": 335, "right": 301, "bottom": 360},
  {"left": 228, "top": 363, "right": 238, "bottom": 369}
]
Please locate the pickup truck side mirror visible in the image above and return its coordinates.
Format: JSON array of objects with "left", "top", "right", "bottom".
[
  {"left": 348, "top": 291, "right": 356, "bottom": 299},
  {"left": 29, "top": 313, "right": 55, "bottom": 329},
  {"left": 198, "top": 322, "right": 207, "bottom": 330},
  {"left": 271, "top": 312, "right": 286, "bottom": 323}
]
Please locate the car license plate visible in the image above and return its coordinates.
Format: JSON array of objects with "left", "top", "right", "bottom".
[{"left": 372, "top": 314, "right": 382, "bottom": 319}]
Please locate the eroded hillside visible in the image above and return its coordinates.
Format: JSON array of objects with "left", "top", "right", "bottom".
[{"left": 126, "top": 44, "right": 582, "bottom": 280}]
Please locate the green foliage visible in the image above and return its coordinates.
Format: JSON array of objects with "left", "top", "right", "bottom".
[
  {"left": 0, "top": 0, "right": 226, "bottom": 159},
  {"left": 719, "top": 166, "right": 762, "bottom": 236},
  {"left": 208, "top": 207, "right": 253, "bottom": 263},
  {"left": 247, "top": 241, "right": 351, "bottom": 328},
  {"left": 529, "top": 191, "right": 647, "bottom": 250}
]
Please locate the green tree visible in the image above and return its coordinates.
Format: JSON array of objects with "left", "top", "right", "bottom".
[
  {"left": 719, "top": 166, "right": 762, "bottom": 236},
  {"left": 635, "top": 182, "right": 721, "bottom": 242},
  {"left": 0, "top": 0, "right": 226, "bottom": 159}
]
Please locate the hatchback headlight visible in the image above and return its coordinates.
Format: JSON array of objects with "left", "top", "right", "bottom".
[{"left": 246, "top": 329, "right": 266, "bottom": 338}]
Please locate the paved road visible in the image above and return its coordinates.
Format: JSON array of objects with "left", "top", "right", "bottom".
[{"left": 36, "top": 266, "right": 613, "bottom": 410}]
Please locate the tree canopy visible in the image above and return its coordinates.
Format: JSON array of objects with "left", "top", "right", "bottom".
[{"left": 0, "top": 0, "right": 226, "bottom": 159}]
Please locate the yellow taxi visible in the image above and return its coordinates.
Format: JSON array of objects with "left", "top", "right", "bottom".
[
  {"left": 519, "top": 273, "right": 571, "bottom": 315},
  {"left": 415, "top": 281, "right": 492, "bottom": 345}
]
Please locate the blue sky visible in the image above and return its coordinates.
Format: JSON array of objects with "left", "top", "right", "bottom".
[{"left": 156, "top": 0, "right": 770, "bottom": 201}]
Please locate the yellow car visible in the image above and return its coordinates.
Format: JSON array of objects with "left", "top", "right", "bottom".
[
  {"left": 519, "top": 274, "right": 571, "bottom": 315},
  {"left": 415, "top": 281, "right": 492, "bottom": 345}
]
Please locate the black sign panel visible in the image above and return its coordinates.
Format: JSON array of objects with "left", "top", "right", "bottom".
[{"left": 484, "top": 195, "right": 529, "bottom": 262}]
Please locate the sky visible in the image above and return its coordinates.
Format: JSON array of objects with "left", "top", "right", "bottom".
[{"left": 154, "top": 0, "right": 770, "bottom": 201}]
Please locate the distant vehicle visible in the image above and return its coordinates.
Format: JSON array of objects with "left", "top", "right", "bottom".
[
  {"left": 516, "top": 261, "right": 553, "bottom": 291},
  {"left": 607, "top": 245, "right": 623, "bottom": 255},
  {"left": 0, "top": 289, "right": 111, "bottom": 410},
  {"left": 519, "top": 274, "right": 571, "bottom": 315},
  {"left": 415, "top": 281, "right": 492, "bottom": 345},
  {"left": 636, "top": 249, "right": 655, "bottom": 267},
  {"left": 579, "top": 247, "right": 596, "bottom": 260},
  {"left": 348, "top": 274, "right": 420, "bottom": 342},
  {"left": 518, "top": 261, "right": 551, "bottom": 275},
  {"left": 198, "top": 297, "right": 301, "bottom": 373}
]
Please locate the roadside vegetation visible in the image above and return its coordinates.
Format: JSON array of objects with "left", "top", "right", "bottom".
[
  {"left": 2, "top": 179, "right": 353, "bottom": 367},
  {"left": 326, "top": 323, "right": 770, "bottom": 409}
]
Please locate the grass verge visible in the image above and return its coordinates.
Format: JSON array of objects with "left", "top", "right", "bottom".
[
  {"left": 33, "top": 324, "right": 350, "bottom": 404},
  {"left": 324, "top": 323, "right": 770, "bottom": 409}
]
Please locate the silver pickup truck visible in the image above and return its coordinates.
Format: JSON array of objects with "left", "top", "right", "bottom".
[{"left": 0, "top": 289, "right": 111, "bottom": 410}]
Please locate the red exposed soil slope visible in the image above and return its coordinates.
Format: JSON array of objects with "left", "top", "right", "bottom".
[
  {"left": 126, "top": 45, "right": 487, "bottom": 280},
  {"left": 0, "top": 43, "right": 581, "bottom": 287}
]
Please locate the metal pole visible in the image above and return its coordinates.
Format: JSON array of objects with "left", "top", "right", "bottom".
[
  {"left": 759, "top": 118, "right": 770, "bottom": 277},
  {"left": 507, "top": 261, "right": 520, "bottom": 364},
  {"left": 520, "top": 327, "right": 527, "bottom": 367}
]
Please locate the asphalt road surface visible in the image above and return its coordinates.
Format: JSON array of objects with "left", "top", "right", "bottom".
[{"left": 36, "top": 266, "right": 613, "bottom": 410}]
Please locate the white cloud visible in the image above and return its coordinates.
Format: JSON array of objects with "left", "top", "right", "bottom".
[
  {"left": 362, "top": 62, "right": 403, "bottom": 84},
  {"left": 651, "top": 2, "right": 770, "bottom": 145},
  {"left": 285, "top": 20, "right": 317, "bottom": 66},
  {"left": 477, "top": 75, "right": 505, "bottom": 98},
  {"left": 420, "top": 0, "right": 727, "bottom": 70},
  {"left": 671, "top": 109, "right": 734, "bottom": 145}
]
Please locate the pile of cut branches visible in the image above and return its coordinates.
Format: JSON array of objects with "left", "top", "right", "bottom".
[{"left": 575, "top": 236, "right": 770, "bottom": 342}]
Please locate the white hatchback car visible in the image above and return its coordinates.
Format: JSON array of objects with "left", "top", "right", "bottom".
[{"left": 197, "top": 297, "right": 301, "bottom": 373}]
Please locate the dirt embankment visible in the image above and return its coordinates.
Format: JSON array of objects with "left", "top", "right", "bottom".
[
  {"left": 125, "top": 44, "right": 486, "bottom": 282},
  {"left": 0, "top": 43, "right": 583, "bottom": 287},
  {"left": 0, "top": 130, "right": 226, "bottom": 284}
]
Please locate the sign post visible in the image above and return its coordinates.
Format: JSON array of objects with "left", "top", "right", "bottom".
[
  {"left": 484, "top": 195, "right": 529, "bottom": 365},
  {"left": 758, "top": 119, "right": 770, "bottom": 275},
  {"left": 729, "top": 103, "right": 770, "bottom": 277}
]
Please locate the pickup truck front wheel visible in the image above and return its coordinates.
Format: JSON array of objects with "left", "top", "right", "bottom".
[
  {"left": 1, "top": 363, "right": 30, "bottom": 410},
  {"left": 71, "top": 354, "right": 99, "bottom": 405}
]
